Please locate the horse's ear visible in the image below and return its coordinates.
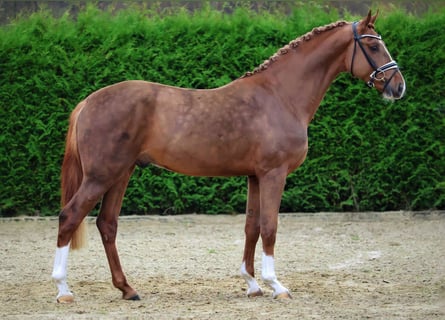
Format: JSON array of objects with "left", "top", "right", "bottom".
[
  {"left": 361, "top": 9, "right": 378, "bottom": 31},
  {"left": 370, "top": 9, "right": 379, "bottom": 25},
  {"left": 359, "top": 10, "right": 373, "bottom": 32},
  {"left": 364, "top": 10, "right": 372, "bottom": 26}
]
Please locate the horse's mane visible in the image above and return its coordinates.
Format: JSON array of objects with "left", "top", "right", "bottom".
[{"left": 241, "top": 20, "right": 349, "bottom": 78}]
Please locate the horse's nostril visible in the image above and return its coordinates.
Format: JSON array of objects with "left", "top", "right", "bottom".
[{"left": 398, "top": 83, "right": 404, "bottom": 94}]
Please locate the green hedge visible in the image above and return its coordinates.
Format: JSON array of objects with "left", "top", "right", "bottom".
[{"left": 1, "top": 4, "right": 444, "bottom": 216}]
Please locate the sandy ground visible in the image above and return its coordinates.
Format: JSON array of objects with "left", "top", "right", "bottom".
[{"left": 0, "top": 212, "right": 444, "bottom": 319}]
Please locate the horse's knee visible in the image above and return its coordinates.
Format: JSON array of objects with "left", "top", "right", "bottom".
[
  {"left": 260, "top": 226, "right": 277, "bottom": 247},
  {"left": 245, "top": 223, "right": 260, "bottom": 240}
]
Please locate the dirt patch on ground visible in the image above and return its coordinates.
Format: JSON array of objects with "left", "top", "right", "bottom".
[{"left": 1, "top": 212, "right": 444, "bottom": 319}]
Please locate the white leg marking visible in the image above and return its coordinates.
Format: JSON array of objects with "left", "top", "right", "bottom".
[
  {"left": 51, "top": 245, "right": 73, "bottom": 300},
  {"left": 240, "top": 262, "right": 262, "bottom": 296},
  {"left": 261, "top": 253, "right": 290, "bottom": 298}
]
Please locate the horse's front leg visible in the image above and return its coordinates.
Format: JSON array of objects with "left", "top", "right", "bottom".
[
  {"left": 258, "top": 167, "right": 291, "bottom": 299},
  {"left": 240, "top": 175, "right": 263, "bottom": 297}
]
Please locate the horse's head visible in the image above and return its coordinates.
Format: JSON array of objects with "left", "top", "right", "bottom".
[{"left": 347, "top": 10, "right": 406, "bottom": 100}]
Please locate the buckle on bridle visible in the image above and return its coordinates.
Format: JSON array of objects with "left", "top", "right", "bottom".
[{"left": 368, "top": 60, "right": 399, "bottom": 88}]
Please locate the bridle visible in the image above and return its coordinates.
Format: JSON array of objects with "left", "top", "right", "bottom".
[{"left": 350, "top": 21, "right": 399, "bottom": 90}]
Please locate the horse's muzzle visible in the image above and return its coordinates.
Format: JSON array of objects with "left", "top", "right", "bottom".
[
  {"left": 383, "top": 79, "right": 406, "bottom": 100},
  {"left": 379, "top": 67, "right": 406, "bottom": 101}
]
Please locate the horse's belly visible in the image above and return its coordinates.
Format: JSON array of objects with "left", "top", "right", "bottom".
[{"left": 151, "top": 152, "right": 255, "bottom": 177}]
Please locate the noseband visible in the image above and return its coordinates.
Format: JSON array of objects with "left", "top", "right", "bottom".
[{"left": 350, "top": 22, "right": 399, "bottom": 90}]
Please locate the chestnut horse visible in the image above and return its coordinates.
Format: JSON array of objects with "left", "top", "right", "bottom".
[{"left": 52, "top": 11, "right": 405, "bottom": 303}]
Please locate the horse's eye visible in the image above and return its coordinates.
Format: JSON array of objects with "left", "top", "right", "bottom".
[{"left": 370, "top": 45, "right": 379, "bottom": 52}]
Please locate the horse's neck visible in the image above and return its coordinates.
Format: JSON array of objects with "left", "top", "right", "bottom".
[{"left": 258, "top": 26, "right": 350, "bottom": 125}]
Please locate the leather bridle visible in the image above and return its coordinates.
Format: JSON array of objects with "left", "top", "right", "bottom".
[{"left": 350, "top": 22, "right": 399, "bottom": 90}]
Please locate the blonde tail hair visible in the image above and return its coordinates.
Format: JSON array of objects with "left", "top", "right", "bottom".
[{"left": 60, "top": 100, "right": 87, "bottom": 250}]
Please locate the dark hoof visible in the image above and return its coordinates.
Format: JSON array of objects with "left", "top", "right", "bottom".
[{"left": 127, "top": 294, "right": 141, "bottom": 301}]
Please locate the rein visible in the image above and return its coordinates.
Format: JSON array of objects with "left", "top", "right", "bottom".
[{"left": 350, "top": 22, "right": 399, "bottom": 90}]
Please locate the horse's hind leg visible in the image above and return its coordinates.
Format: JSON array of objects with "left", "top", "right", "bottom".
[
  {"left": 52, "top": 178, "right": 108, "bottom": 302},
  {"left": 240, "top": 175, "right": 264, "bottom": 297},
  {"left": 96, "top": 167, "right": 139, "bottom": 300}
]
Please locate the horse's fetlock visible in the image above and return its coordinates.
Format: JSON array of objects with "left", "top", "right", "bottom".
[
  {"left": 240, "top": 262, "right": 254, "bottom": 278},
  {"left": 52, "top": 268, "right": 65, "bottom": 281},
  {"left": 112, "top": 277, "right": 128, "bottom": 290},
  {"left": 261, "top": 273, "right": 277, "bottom": 284}
]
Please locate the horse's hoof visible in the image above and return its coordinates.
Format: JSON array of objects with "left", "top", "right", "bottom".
[
  {"left": 247, "top": 289, "right": 264, "bottom": 298},
  {"left": 127, "top": 294, "right": 141, "bottom": 301},
  {"left": 57, "top": 295, "right": 74, "bottom": 303},
  {"left": 274, "top": 291, "right": 292, "bottom": 299}
]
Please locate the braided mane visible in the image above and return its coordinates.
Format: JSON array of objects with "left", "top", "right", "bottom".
[{"left": 241, "top": 20, "right": 349, "bottom": 78}]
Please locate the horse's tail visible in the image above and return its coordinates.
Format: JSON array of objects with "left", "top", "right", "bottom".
[{"left": 61, "top": 100, "right": 87, "bottom": 250}]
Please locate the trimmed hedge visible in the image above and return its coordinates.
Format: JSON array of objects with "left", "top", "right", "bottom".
[{"left": 0, "top": 4, "right": 444, "bottom": 216}]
